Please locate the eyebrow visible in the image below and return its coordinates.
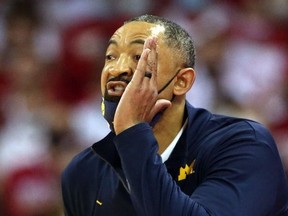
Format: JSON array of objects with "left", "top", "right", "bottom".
[{"left": 107, "top": 38, "right": 145, "bottom": 47}]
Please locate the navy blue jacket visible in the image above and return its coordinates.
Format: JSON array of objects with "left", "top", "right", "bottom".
[{"left": 62, "top": 102, "right": 288, "bottom": 215}]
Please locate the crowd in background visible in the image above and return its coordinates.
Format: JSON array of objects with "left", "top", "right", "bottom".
[{"left": 0, "top": 0, "right": 287, "bottom": 215}]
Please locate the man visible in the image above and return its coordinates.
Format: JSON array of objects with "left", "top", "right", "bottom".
[{"left": 61, "top": 14, "right": 288, "bottom": 216}]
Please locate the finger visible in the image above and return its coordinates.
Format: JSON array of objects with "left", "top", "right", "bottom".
[
  {"left": 131, "top": 37, "right": 157, "bottom": 86},
  {"left": 146, "top": 37, "right": 158, "bottom": 83},
  {"left": 132, "top": 48, "right": 151, "bottom": 84},
  {"left": 143, "top": 36, "right": 153, "bottom": 50},
  {"left": 149, "top": 99, "right": 171, "bottom": 121}
]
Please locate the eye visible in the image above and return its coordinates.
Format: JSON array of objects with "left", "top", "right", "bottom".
[
  {"left": 134, "top": 54, "right": 141, "bottom": 61},
  {"left": 106, "top": 54, "right": 115, "bottom": 61}
]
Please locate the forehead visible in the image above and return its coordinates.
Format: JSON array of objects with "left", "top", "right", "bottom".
[{"left": 109, "top": 21, "right": 166, "bottom": 45}]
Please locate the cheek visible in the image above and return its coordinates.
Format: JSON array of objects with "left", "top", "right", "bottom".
[
  {"left": 100, "top": 63, "right": 115, "bottom": 95},
  {"left": 157, "top": 65, "right": 173, "bottom": 86},
  {"left": 156, "top": 66, "right": 177, "bottom": 99},
  {"left": 100, "top": 69, "right": 108, "bottom": 96}
]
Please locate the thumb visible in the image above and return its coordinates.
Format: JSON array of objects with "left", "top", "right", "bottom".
[{"left": 149, "top": 99, "right": 172, "bottom": 121}]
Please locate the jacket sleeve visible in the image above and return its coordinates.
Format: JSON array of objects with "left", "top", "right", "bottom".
[
  {"left": 61, "top": 168, "right": 76, "bottom": 216},
  {"left": 61, "top": 151, "right": 98, "bottom": 216},
  {"left": 114, "top": 122, "right": 288, "bottom": 216}
]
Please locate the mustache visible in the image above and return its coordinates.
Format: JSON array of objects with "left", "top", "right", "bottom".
[
  {"left": 104, "top": 75, "right": 131, "bottom": 102},
  {"left": 107, "top": 74, "right": 131, "bottom": 83}
]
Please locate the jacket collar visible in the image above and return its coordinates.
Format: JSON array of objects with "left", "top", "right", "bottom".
[
  {"left": 92, "top": 132, "right": 119, "bottom": 170},
  {"left": 164, "top": 102, "right": 211, "bottom": 180}
]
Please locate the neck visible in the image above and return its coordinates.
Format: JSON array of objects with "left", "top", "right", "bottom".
[{"left": 153, "top": 96, "right": 186, "bottom": 154}]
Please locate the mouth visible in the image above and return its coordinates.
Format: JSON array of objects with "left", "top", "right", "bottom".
[{"left": 106, "top": 81, "right": 128, "bottom": 97}]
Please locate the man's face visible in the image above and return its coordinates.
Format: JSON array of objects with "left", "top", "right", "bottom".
[{"left": 101, "top": 21, "right": 182, "bottom": 101}]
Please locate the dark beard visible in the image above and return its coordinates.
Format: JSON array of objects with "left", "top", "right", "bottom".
[{"left": 104, "top": 89, "right": 121, "bottom": 102}]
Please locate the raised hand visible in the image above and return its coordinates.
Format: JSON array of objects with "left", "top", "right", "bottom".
[{"left": 113, "top": 37, "right": 171, "bottom": 135}]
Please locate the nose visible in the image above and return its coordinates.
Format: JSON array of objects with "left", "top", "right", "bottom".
[{"left": 109, "top": 54, "right": 133, "bottom": 77}]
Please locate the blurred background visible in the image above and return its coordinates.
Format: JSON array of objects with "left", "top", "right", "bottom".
[{"left": 0, "top": 0, "right": 287, "bottom": 215}]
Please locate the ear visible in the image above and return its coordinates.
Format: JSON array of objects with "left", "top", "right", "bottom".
[{"left": 173, "top": 68, "right": 196, "bottom": 96}]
